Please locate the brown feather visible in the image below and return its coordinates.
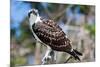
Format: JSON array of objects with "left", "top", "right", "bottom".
[{"left": 32, "top": 19, "right": 72, "bottom": 52}]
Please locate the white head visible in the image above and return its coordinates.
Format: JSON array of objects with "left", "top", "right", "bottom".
[{"left": 28, "top": 9, "right": 40, "bottom": 26}]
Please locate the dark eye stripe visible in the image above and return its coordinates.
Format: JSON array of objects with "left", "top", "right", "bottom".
[
  {"left": 28, "top": 11, "right": 32, "bottom": 17},
  {"left": 32, "top": 11, "right": 37, "bottom": 15},
  {"left": 28, "top": 11, "right": 37, "bottom": 17}
]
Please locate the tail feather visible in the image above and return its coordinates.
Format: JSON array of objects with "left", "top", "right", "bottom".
[
  {"left": 67, "top": 49, "right": 82, "bottom": 61},
  {"left": 73, "top": 49, "right": 82, "bottom": 56}
]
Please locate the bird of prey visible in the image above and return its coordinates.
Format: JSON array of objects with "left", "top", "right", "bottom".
[{"left": 28, "top": 9, "right": 82, "bottom": 63}]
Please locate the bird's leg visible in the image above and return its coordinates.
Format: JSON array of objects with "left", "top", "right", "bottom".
[
  {"left": 53, "top": 51, "right": 57, "bottom": 63},
  {"left": 49, "top": 50, "right": 56, "bottom": 64},
  {"left": 42, "top": 46, "right": 57, "bottom": 64},
  {"left": 42, "top": 47, "right": 52, "bottom": 64}
]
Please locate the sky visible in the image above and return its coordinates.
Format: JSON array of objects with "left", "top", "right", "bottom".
[{"left": 11, "top": 0, "right": 31, "bottom": 37}]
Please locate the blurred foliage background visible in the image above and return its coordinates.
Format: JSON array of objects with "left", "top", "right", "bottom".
[{"left": 10, "top": 0, "right": 95, "bottom": 66}]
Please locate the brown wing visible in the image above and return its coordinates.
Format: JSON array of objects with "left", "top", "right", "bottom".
[{"left": 32, "top": 19, "right": 72, "bottom": 52}]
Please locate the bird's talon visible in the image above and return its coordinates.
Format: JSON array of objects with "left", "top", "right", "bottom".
[{"left": 42, "top": 55, "right": 52, "bottom": 64}]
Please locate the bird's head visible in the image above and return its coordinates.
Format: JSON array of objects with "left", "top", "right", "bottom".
[
  {"left": 28, "top": 9, "right": 40, "bottom": 26},
  {"left": 28, "top": 9, "right": 39, "bottom": 18}
]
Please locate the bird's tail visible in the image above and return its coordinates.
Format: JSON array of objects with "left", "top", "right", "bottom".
[{"left": 67, "top": 49, "right": 82, "bottom": 61}]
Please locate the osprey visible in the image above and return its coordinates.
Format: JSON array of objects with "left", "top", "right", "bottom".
[{"left": 28, "top": 9, "right": 82, "bottom": 63}]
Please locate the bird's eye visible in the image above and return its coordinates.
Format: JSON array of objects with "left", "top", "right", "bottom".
[{"left": 32, "top": 11, "right": 37, "bottom": 15}]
